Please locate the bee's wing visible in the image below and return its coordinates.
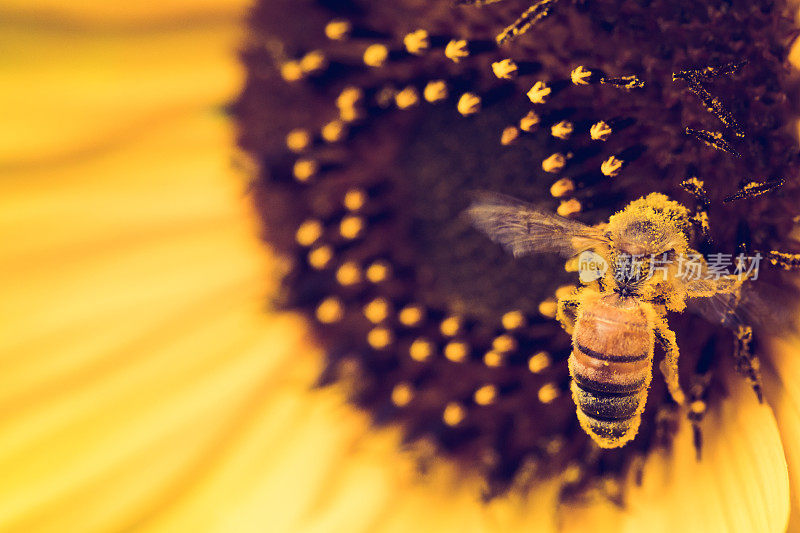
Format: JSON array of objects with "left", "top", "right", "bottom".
[{"left": 465, "top": 191, "right": 609, "bottom": 258}]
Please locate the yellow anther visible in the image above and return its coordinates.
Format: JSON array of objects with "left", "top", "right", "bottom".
[
  {"left": 520, "top": 110, "right": 541, "bottom": 132},
  {"left": 443, "top": 402, "right": 466, "bottom": 426},
  {"left": 404, "top": 29, "right": 430, "bottom": 55},
  {"left": 492, "top": 334, "right": 517, "bottom": 353},
  {"left": 365, "top": 260, "right": 391, "bottom": 283},
  {"left": 308, "top": 245, "right": 333, "bottom": 269},
  {"left": 295, "top": 219, "right": 323, "bottom": 247},
  {"left": 343, "top": 188, "right": 367, "bottom": 211},
  {"left": 409, "top": 338, "right": 434, "bottom": 362},
  {"left": 492, "top": 58, "right": 519, "bottom": 79},
  {"left": 483, "top": 350, "right": 505, "bottom": 367},
  {"left": 538, "top": 298, "right": 557, "bottom": 318},
  {"left": 502, "top": 310, "right": 526, "bottom": 330},
  {"left": 551, "top": 120, "right": 574, "bottom": 140},
  {"left": 440, "top": 316, "right": 462, "bottom": 337},
  {"left": 337, "top": 86, "right": 364, "bottom": 109},
  {"left": 555, "top": 284, "right": 577, "bottom": 300},
  {"left": 293, "top": 158, "right": 319, "bottom": 182},
  {"left": 391, "top": 383, "right": 414, "bottom": 406},
  {"left": 325, "top": 19, "right": 352, "bottom": 41},
  {"left": 321, "top": 120, "right": 347, "bottom": 143},
  {"left": 445, "top": 341, "right": 469, "bottom": 363},
  {"left": 546, "top": 437, "right": 565, "bottom": 455},
  {"left": 557, "top": 198, "right": 582, "bottom": 217},
  {"left": 368, "top": 327, "right": 393, "bottom": 349},
  {"left": 286, "top": 128, "right": 312, "bottom": 152},
  {"left": 423, "top": 80, "right": 449, "bottom": 103},
  {"left": 316, "top": 297, "right": 344, "bottom": 324},
  {"left": 542, "top": 153, "right": 566, "bottom": 174},
  {"left": 336, "top": 262, "right": 362, "bottom": 286},
  {"left": 300, "top": 50, "right": 327, "bottom": 74},
  {"left": 538, "top": 382, "right": 560, "bottom": 404},
  {"left": 474, "top": 384, "right": 498, "bottom": 406},
  {"left": 339, "top": 106, "right": 363, "bottom": 123},
  {"left": 280, "top": 60, "right": 304, "bottom": 82},
  {"left": 457, "top": 93, "right": 481, "bottom": 116},
  {"left": 501, "top": 126, "right": 520, "bottom": 146},
  {"left": 445, "top": 39, "right": 469, "bottom": 62},
  {"left": 395, "top": 86, "right": 420, "bottom": 109},
  {"left": 527, "top": 81, "right": 551, "bottom": 104},
  {"left": 364, "top": 298, "right": 391, "bottom": 324},
  {"left": 570, "top": 65, "right": 593, "bottom": 85},
  {"left": 690, "top": 400, "right": 707, "bottom": 415},
  {"left": 590, "top": 121, "right": 612, "bottom": 141},
  {"left": 528, "top": 351, "right": 551, "bottom": 373},
  {"left": 364, "top": 44, "right": 389, "bottom": 67},
  {"left": 601, "top": 155, "right": 624, "bottom": 177},
  {"left": 339, "top": 215, "right": 364, "bottom": 240},
  {"left": 563, "top": 463, "right": 582, "bottom": 483},
  {"left": 550, "top": 178, "right": 575, "bottom": 198},
  {"left": 399, "top": 305, "right": 424, "bottom": 327}
]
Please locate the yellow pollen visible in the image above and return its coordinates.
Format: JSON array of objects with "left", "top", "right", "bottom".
[
  {"left": 295, "top": 219, "right": 323, "bottom": 247},
  {"left": 321, "top": 120, "right": 347, "bottom": 143},
  {"left": 527, "top": 81, "right": 551, "bottom": 104},
  {"left": 457, "top": 93, "right": 481, "bottom": 116},
  {"left": 366, "top": 260, "right": 391, "bottom": 283},
  {"left": 399, "top": 305, "right": 424, "bottom": 327},
  {"left": 280, "top": 60, "right": 304, "bottom": 82},
  {"left": 538, "top": 383, "right": 560, "bottom": 404},
  {"left": 492, "top": 334, "right": 517, "bottom": 353},
  {"left": 364, "top": 44, "right": 389, "bottom": 67},
  {"left": 316, "top": 297, "right": 344, "bottom": 324},
  {"left": 501, "top": 126, "right": 520, "bottom": 146},
  {"left": 546, "top": 437, "right": 565, "bottom": 455},
  {"left": 423, "top": 80, "right": 449, "bottom": 103},
  {"left": 690, "top": 400, "right": 706, "bottom": 415},
  {"left": 336, "top": 262, "right": 362, "bottom": 286},
  {"left": 440, "top": 316, "right": 462, "bottom": 337},
  {"left": 550, "top": 178, "right": 575, "bottom": 198},
  {"left": 300, "top": 50, "right": 327, "bottom": 74},
  {"left": 501, "top": 310, "right": 526, "bottom": 330},
  {"left": 528, "top": 351, "right": 551, "bottom": 373},
  {"left": 474, "top": 385, "right": 498, "bottom": 406},
  {"left": 601, "top": 155, "right": 624, "bottom": 177},
  {"left": 339, "top": 106, "right": 363, "bottom": 123},
  {"left": 443, "top": 402, "right": 466, "bottom": 426},
  {"left": 286, "top": 128, "right": 312, "bottom": 152},
  {"left": 555, "top": 284, "right": 577, "bottom": 300},
  {"left": 337, "top": 86, "right": 364, "bottom": 109},
  {"left": 550, "top": 120, "right": 574, "bottom": 140},
  {"left": 364, "top": 298, "right": 391, "bottom": 324},
  {"left": 590, "top": 121, "right": 612, "bottom": 141},
  {"left": 557, "top": 198, "right": 581, "bottom": 217},
  {"left": 445, "top": 341, "right": 469, "bottom": 363},
  {"left": 391, "top": 383, "right": 414, "bottom": 406},
  {"left": 483, "top": 350, "right": 505, "bottom": 367},
  {"left": 308, "top": 246, "right": 333, "bottom": 270},
  {"left": 570, "top": 65, "right": 593, "bottom": 85},
  {"left": 409, "top": 338, "right": 434, "bottom": 362},
  {"left": 293, "top": 159, "right": 318, "bottom": 182},
  {"left": 538, "top": 298, "right": 557, "bottom": 318},
  {"left": 343, "top": 188, "right": 367, "bottom": 211},
  {"left": 542, "top": 153, "right": 566, "bottom": 173},
  {"left": 395, "top": 86, "right": 420, "bottom": 109},
  {"left": 404, "top": 29, "right": 430, "bottom": 55},
  {"left": 519, "top": 110, "right": 541, "bottom": 132},
  {"left": 325, "top": 19, "right": 352, "bottom": 41},
  {"left": 445, "top": 39, "right": 469, "bottom": 62},
  {"left": 492, "top": 58, "right": 519, "bottom": 79},
  {"left": 368, "top": 327, "right": 393, "bottom": 349},
  {"left": 339, "top": 215, "right": 364, "bottom": 240}
]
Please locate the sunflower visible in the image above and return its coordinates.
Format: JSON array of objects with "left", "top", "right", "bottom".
[{"left": 2, "top": 0, "right": 800, "bottom": 532}]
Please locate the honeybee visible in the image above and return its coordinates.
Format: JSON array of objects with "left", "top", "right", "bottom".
[{"left": 467, "top": 191, "right": 755, "bottom": 448}]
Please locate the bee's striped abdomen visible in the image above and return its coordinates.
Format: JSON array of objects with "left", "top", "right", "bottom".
[{"left": 568, "top": 295, "right": 653, "bottom": 448}]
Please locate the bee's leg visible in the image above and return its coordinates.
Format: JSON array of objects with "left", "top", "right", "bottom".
[
  {"left": 732, "top": 324, "right": 763, "bottom": 402},
  {"left": 653, "top": 315, "right": 686, "bottom": 406},
  {"left": 496, "top": 0, "right": 562, "bottom": 44},
  {"left": 556, "top": 290, "right": 582, "bottom": 335}
]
